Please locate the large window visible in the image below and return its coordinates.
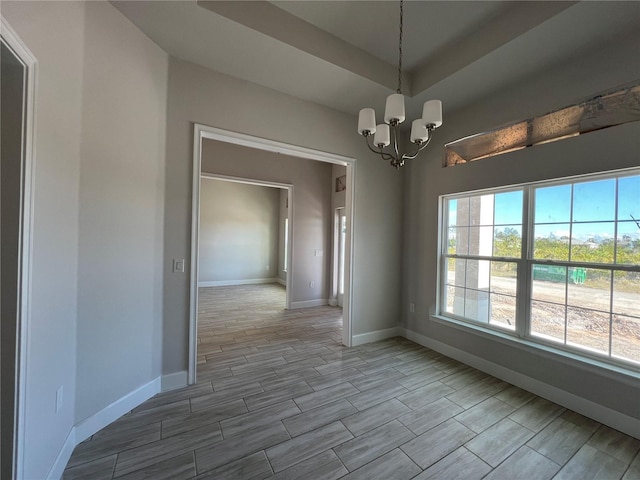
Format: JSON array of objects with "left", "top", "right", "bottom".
[{"left": 439, "top": 169, "right": 640, "bottom": 368}]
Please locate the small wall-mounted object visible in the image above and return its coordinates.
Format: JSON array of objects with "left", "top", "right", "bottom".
[
  {"left": 444, "top": 83, "right": 640, "bottom": 167},
  {"left": 335, "top": 175, "right": 346, "bottom": 193},
  {"left": 173, "top": 258, "right": 185, "bottom": 273}
]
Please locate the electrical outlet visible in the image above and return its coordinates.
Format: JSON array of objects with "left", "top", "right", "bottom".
[
  {"left": 266, "top": 265, "right": 270, "bottom": 271},
  {"left": 314, "top": 249, "right": 324, "bottom": 257},
  {"left": 409, "top": 303, "right": 415, "bottom": 313},
  {"left": 56, "top": 385, "right": 63, "bottom": 413},
  {"left": 309, "top": 281, "right": 315, "bottom": 288}
]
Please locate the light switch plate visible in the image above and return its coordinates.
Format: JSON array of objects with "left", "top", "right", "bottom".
[{"left": 173, "top": 259, "right": 185, "bottom": 273}]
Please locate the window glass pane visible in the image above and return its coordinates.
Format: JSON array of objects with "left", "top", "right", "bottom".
[
  {"left": 464, "top": 289, "right": 489, "bottom": 323},
  {"left": 468, "top": 194, "right": 494, "bottom": 226},
  {"left": 448, "top": 227, "right": 468, "bottom": 255},
  {"left": 454, "top": 197, "right": 470, "bottom": 227},
  {"left": 445, "top": 258, "right": 466, "bottom": 288},
  {"left": 493, "top": 225, "right": 522, "bottom": 258},
  {"left": 448, "top": 198, "right": 458, "bottom": 226},
  {"left": 468, "top": 226, "right": 493, "bottom": 256},
  {"left": 532, "top": 265, "right": 566, "bottom": 305},
  {"left": 533, "top": 224, "right": 570, "bottom": 260},
  {"left": 612, "top": 315, "right": 640, "bottom": 364},
  {"left": 494, "top": 191, "right": 523, "bottom": 225},
  {"left": 616, "top": 221, "right": 640, "bottom": 265},
  {"left": 534, "top": 184, "right": 571, "bottom": 223},
  {"left": 566, "top": 307, "right": 610, "bottom": 355},
  {"left": 445, "top": 285, "right": 465, "bottom": 317},
  {"left": 612, "top": 271, "right": 640, "bottom": 319},
  {"left": 466, "top": 260, "right": 490, "bottom": 290},
  {"left": 490, "top": 294, "right": 516, "bottom": 330},
  {"left": 573, "top": 178, "right": 615, "bottom": 222},
  {"left": 567, "top": 268, "right": 610, "bottom": 312},
  {"left": 531, "top": 300, "right": 565, "bottom": 343},
  {"left": 490, "top": 261, "right": 517, "bottom": 296},
  {"left": 570, "top": 222, "right": 615, "bottom": 263},
  {"left": 617, "top": 175, "right": 640, "bottom": 221}
]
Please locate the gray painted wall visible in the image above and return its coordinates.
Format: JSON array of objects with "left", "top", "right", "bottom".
[
  {"left": 198, "top": 179, "right": 280, "bottom": 283},
  {"left": 201, "top": 141, "right": 332, "bottom": 303},
  {"left": 402, "top": 28, "right": 640, "bottom": 421},
  {"left": 163, "top": 56, "right": 403, "bottom": 375},
  {"left": 2, "top": 3, "right": 85, "bottom": 477},
  {"left": 75, "top": 1, "right": 168, "bottom": 423}
]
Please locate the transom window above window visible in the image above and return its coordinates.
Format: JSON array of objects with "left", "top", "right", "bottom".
[{"left": 439, "top": 169, "right": 640, "bottom": 369}]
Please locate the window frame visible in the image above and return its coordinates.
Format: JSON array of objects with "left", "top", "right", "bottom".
[{"left": 437, "top": 167, "right": 640, "bottom": 372}]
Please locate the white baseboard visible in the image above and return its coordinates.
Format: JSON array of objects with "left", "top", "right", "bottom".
[
  {"left": 328, "top": 297, "right": 337, "bottom": 306},
  {"left": 46, "top": 428, "right": 76, "bottom": 480},
  {"left": 74, "top": 377, "right": 161, "bottom": 443},
  {"left": 47, "top": 377, "right": 161, "bottom": 479},
  {"left": 198, "top": 278, "right": 277, "bottom": 287},
  {"left": 352, "top": 327, "right": 401, "bottom": 346},
  {"left": 400, "top": 327, "right": 640, "bottom": 439},
  {"left": 290, "top": 299, "right": 328, "bottom": 309},
  {"left": 162, "top": 371, "right": 188, "bottom": 392},
  {"left": 276, "top": 278, "right": 287, "bottom": 286}
]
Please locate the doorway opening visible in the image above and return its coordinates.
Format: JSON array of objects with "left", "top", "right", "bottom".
[
  {"left": 1, "top": 18, "right": 37, "bottom": 480},
  {"left": 189, "top": 124, "right": 356, "bottom": 384},
  {"left": 197, "top": 174, "right": 293, "bottom": 310}
]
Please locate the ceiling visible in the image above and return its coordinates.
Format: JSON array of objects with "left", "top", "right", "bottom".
[{"left": 112, "top": 1, "right": 640, "bottom": 123}]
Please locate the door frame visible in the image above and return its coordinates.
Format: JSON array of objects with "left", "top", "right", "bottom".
[
  {"left": 329, "top": 207, "right": 346, "bottom": 307},
  {"left": 1, "top": 17, "right": 37, "bottom": 480},
  {"left": 189, "top": 123, "right": 356, "bottom": 384},
  {"left": 198, "top": 173, "right": 294, "bottom": 310}
]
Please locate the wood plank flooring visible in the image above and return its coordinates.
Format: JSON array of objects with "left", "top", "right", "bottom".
[{"left": 63, "top": 284, "right": 640, "bottom": 479}]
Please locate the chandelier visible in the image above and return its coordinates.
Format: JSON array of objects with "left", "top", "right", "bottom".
[{"left": 357, "top": 0, "right": 443, "bottom": 169}]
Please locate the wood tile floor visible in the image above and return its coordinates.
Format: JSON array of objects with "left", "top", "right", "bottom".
[{"left": 63, "top": 284, "right": 640, "bottom": 479}]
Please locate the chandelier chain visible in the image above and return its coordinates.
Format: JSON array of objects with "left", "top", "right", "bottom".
[{"left": 397, "top": 0, "right": 403, "bottom": 94}]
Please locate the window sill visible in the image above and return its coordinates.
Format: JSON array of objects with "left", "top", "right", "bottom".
[{"left": 431, "top": 314, "right": 640, "bottom": 383}]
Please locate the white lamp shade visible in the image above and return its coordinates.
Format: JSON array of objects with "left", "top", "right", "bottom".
[
  {"left": 422, "top": 100, "right": 443, "bottom": 128},
  {"left": 410, "top": 119, "right": 429, "bottom": 143},
  {"left": 357, "top": 108, "right": 376, "bottom": 135},
  {"left": 373, "top": 124, "right": 390, "bottom": 147},
  {"left": 384, "top": 93, "right": 405, "bottom": 124}
]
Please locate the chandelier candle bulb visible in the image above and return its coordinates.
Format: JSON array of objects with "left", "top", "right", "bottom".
[
  {"left": 422, "top": 100, "right": 443, "bottom": 128},
  {"left": 410, "top": 119, "right": 429, "bottom": 143},
  {"left": 384, "top": 93, "right": 406, "bottom": 124},
  {"left": 357, "top": 108, "right": 377, "bottom": 135},
  {"left": 373, "top": 124, "right": 390, "bottom": 147}
]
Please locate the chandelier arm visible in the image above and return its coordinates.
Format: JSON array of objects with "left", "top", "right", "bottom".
[
  {"left": 380, "top": 151, "right": 396, "bottom": 162},
  {"left": 364, "top": 134, "right": 397, "bottom": 163},
  {"left": 401, "top": 134, "right": 434, "bottom": 161},
  {"left": 392, "top": 123, "right": 401, "bottom": 160},
  {"left": 363, "top": 135, "right": 383, "bottom": 155}
]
